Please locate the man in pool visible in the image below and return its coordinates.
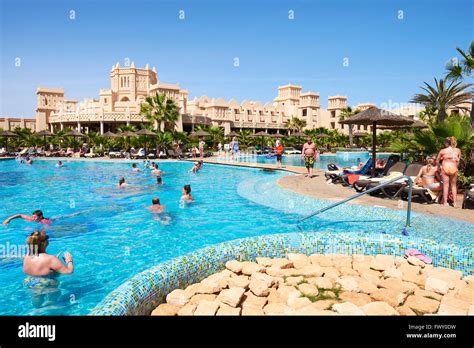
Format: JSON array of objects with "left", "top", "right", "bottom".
[
  {"left": 301, "top": 137, "right": 317, "bottom": 178},
  {"left": 132, "top": 163, "right": 141, "bottom": 172},
  {"left": 148, "top": 197, "right": 165, "bottom": 213},
  {"left": 3, "top": 210, "right": 53, "bottom": 225},
  {"left": 55, "top": 160, "right": 64, "bottom": 167}
]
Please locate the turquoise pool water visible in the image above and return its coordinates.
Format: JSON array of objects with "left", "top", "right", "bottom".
[
  {"left": 0, "top": 159, "right": 472, "bottom": 315},
  {"left": 219, "top": 153, "right": 391, "bottom": 168}
]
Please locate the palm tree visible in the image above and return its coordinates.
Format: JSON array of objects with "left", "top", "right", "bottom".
[
  {"left": 339, "top": 107, "right": 360, "bottom": 146},
  {"left": 445, "top": 41, "right": 474, "bottom": 126},
  {"left": 410, "top": 78, "right": 472, "bottom": 123},
  {"left": 140, "top": 92, "right": 180, "bottom": 132},
  {"left": 284, "top": 117, "right": 306, "bottom": 134},
  {"left": 207, "top": 126, "right": 224, "bottom": 148},
  {"left": 237, "top": 129, "right": 254, "bottom": 149}
]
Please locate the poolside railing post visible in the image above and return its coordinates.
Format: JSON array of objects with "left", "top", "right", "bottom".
[{"left": 406, "top": 176, "right": 413, "bottom": 227}]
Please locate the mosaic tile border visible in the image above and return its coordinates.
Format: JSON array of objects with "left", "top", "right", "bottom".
[{"left": 90, "top": 231, "right": 473, "bottom": 316}]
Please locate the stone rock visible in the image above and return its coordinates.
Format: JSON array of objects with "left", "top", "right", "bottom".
[
  {"left": 370, "top": 289, "right": 407, "bottom": 307},
  {"left": 151, "top": 303, "right": 180, "bottom": 316},
  {"left": 195, "top": 282, "right": 223, "bottom": 294},
  {"left": 241, "top": 261, "right": 266, "bottom": 275},
  {"left": 394, "top": 256, "right": 408, "bottom": 267},
  {"left": 359, "top": 271, "right": 382, "bottom": 287},
  {"left": 468, "top": 305, "right": 474, "bottom": 315},
  {"left": 407, "top": 256, "right": 426, "bottom": 268},
  {"left": 414, "top": 289, "right": 442, "bottom": 302},
  {"left": 309, "top": 254, "right": 333, "bottom": 267},
  {"left": 398, "top": 263, "right": 421, "bottom": 277},
  {"left": 332, "top": 302, "right": 365, "bottom": 315},
  {"left": 242, "top": 307, "right": 265, "bottom": 315},
  {"left": 339, "top": 292, "right": 372, "bottom": 306},
  {"left": 285, "top": 276, "right": 304, "bottom": 286},
  {"left": 226, "top": 275, "right": 250, "bottom": 289},
  {"left": 225, "top": 260, "right": 243, "bottom": 274},
  {"left": 453, "top": 286, "right": 474, "bottom": 303},
  {"left": 296, "top": 265, "right": 324, "bottom": 278},
  {"left": 277, "top": 285, "right": 301, "bottom": 303},
  {"left": 287, "top": 296, "right": 312, "bottom": 309},
  {"left": 166, "top": 289, "right": 191, "bottom": 307},
  {"left": 379, "top": 278, "right": 417, "bottom": 293},
  {"left": 361, "top": 301, "right": 400, "bottom": 315},
  {"left": 217, "top": 287, "right": 245, "bottom": 307},
  {"left": 463, "top": 275, "right": 474, "bottom": 286},
  {"left": 189, "top": 294, "right": 217, "bottom": 305},
  {"left": 383, "top": 267, "right": 403, "bottom": 280},
  {"left": 339, "top": 266, "right": 359, "bottom": 276},
  {"left": 269, "top": 258, "right": 294, "bottom": 269},
  {"left": 423, "top": 267, "right": 462, "bottom": 285},
  {"left": 266, "top": 266, "right": 285, "bottom": 277},
  {"left": 396, "top": 304, "right": 416, "bottom": 316},
  {"left": 310, "top": 299, "right": 338, "bottom": 311},
  {"left": 242, "top": 291, "right": 268, "bottom": 309},
  {"left": 298, "top": 283, "right": 319, "bottom": 297},
  {"left": 321, "top": 290, "right": 337, "bottom": 299},
  {"left": 437, "top": 303, "right": 468, "bottom": 315},
  {"left": 309, "top": 277, "right": 334, "bottom": 290},
  {"left": 321, "top": 267, "right": 340, "bottom": 280},
  {"left": 402, "top": 272, "right": 426, "bottom": 287},
  {"left": 216, "top": 303, "right": 241, "bottom": 316},
  {"left": 177, "top": 303, "right": 197, "bottom": 316},
  {"left": 251, "top": 272, "right": 274, "bottom": 287},
  {"left": 270, "top": 277, "right": 284, "bottom": 288},
  {"left": 293, "top": 259, "right": 311, "bottom": 269},
  {"left": 194, "top": 300, "right": 220, "bottom": 316},
  {"left": 439, "top": 295, "right": 470, "bottom": 314},
  {"left": 287, "top": 253, "right": 308, "bottom": 262},
  {"left": 356, "top": 277, "right": 378, "bottom": 294},
  {"left": 404, "top": 295, "right": 440, "bottom": 314},
  {"left": 336, "top": 276, "right": 360, "bottom": 292},
  {"left": 369, "top": 255, "right": 395, "bottom": 271},
  {"left": 263, "top": 303, "right": 291, "bottom": 315},
  {"left": 425, "top": 277, "right": 450, "bottom": 295},
  {"left": 184, "top": 283, "right": 203, "bottom": 297},
  {"left": 352, "top": 254, "right": 374, "bottom": 263},
  {"left": 249, "top": 279, "right": 270, "bottom": 297},
  {"left": 256, "top": 257, "right": 273, "bottom": 267},
  {"left": 290, "top": 305, "right": 328, "bottom": 315}
]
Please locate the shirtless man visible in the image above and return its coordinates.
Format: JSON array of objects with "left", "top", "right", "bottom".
[
  {"left": 301, "top": 137, "right": 318, "bottom": 178},
  {"left": 3, "top": 210, "right": 53, "bottom": 225},
  {"left": 148, "top": 197, "right": 165, "bottom": 213}
]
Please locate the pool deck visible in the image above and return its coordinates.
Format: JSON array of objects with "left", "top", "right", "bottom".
[{"left": 189, "top": 157, "right": 474, "bottom": 225}]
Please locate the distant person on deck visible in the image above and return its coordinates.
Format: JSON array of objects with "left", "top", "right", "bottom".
[
  {"left": 3, "top": 210, "right": 52, "bottom": 225},
  {"left": 275, "top": 140, "right": 284, "bottom": 169},
  {"left": 301, "top": 137, "right": 317, "bottom": 178},
  {"left": 436, "top": 136, "right": 462, "bottom": 207}
]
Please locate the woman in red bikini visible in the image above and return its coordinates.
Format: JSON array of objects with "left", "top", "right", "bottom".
[{"left": 436, "top": 137, "right": 462, "bottom": 207}]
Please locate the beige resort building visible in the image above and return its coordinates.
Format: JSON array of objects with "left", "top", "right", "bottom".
[{"left": 2, "top": 63, "right": 469, "bottom": 135}]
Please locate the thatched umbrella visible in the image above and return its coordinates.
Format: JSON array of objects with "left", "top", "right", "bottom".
[
  {"left": 340, "top": 106, "right": 414, "bottom": 176},
  {"left": 316, "top": 133, "right": 331, "bottom": 138},
  {"left": 190, "top": 130, "right": 210, "bottom": 137},
  {"left": 225, "top": 131, "right": 240, "bottom": 138},
  {"left": 103, "top": 131, "right": 119, "bottom": 138},
  {"left": 36, "top": 129, "right": 54, "bottom": 148},
  {"left": 379, "top": 120, "right": 427, "bottom": 130},
  {"left": 352, "top": 131, "right": 368, "bottom": 137},
  {"left": 270, "top": 133, "right": 284, "bottom": 138},
  {"left": 0, "top": 130, "right": 17, "bottom": 151},
  {"left": 65, "top": 129, "right": 86, "bottom": 150},
  {"left": 135, "top": 128, "right": 156, "bottom": 154}
]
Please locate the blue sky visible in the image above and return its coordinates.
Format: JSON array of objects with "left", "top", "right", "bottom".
[{"left": 0, "top": 0, "right": 472, "bottom": 118}]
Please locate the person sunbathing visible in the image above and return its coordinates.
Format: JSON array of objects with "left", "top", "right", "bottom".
[
  {"left": 414, "top": 157, "right": 442, "bottom": 193},
  {"left": 3, "top": 210, "right": 52, "bottom": 225}
]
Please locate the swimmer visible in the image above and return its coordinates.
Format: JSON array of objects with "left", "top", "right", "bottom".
[
  {"left": 148, "top": 161, "right": 156, "bottom": 169},
  {"left": 156, "top": 176, "right": 163, "bottom": 185},
  {"left": 26, "top": 156, "right": 33, "bottom": 165},
  {"left": 190, "top": 162, "right": 199, "bottom": 173},
  {"left": 3, "top": 210, "right": 53, "bottom": 225},
  {"left": 132, "top": 163, "right": 141, "bottom": 172},
  {"left": 117, "top": 177, "right": 129, "bottom": 188},
  {"left": 55, "top": 160, "right": 64, "bottom": 167},
  {"left": 180, "top": 184, "right": 194, "bottom": 201},
  {"left": 151, "top": 164, "right": 162, "bottom": 177},
  {"left": 23, "top": 230, "right": 74, "bottom": 276},
  {"left": 147, "top": 197, "right": 165, "bottom": 213}
]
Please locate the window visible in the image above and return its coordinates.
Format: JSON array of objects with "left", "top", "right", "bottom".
[
  {"left": 104, "top": 98, "right": 108, "bottom": 104},
  {"left": 302, "top": 109, "right": 307, "bottom": 117},
  {"left": 330, "top": 122, "right": 335, "bottom": 129},
  {"left": 331, "top": 111, "right": 336, "bottom": 118}
]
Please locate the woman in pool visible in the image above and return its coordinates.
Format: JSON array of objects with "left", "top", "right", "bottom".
[
  {"left": 132, "top": 163, "right": 141, "bottom": 172},
  {"left": 414, "top": 156, "right": 442, "bottom": 194},
  {"left": 55, "top": 160, "right": 64, "bottom": 167},
  {"left": 117, "top": 177, "right": 129, "bottom": 188},
  {"left": 180, "top": 184, "right": 194, "bottom": 201},
  {"left": 436, "top": 137, "right": 462, "bottom": 207},
  {"left": 3, "top": 210, "right": 52, "bottom": 225}
]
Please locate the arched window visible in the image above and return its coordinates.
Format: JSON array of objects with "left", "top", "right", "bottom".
[{"left": 121, "top": 96, "right": 130, "bottom": 102}]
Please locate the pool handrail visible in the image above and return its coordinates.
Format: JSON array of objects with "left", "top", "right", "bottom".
[{"left": 298, "top": 174, "right": 414, "bottom": 227}]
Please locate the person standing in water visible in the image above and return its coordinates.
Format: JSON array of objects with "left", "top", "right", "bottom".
[
  {"left": 117, "top": 177, "right": 129, "bottom": 188},
  {"left": 436, "top": 137, "right": 462, "bottom": 207},
  {"left": 180, "top": 184, "right": 194, "bottom": 201},
  {"left": 275, "top": 140, "right": 284, "bottom": 169},
  {"left": 132, "top": 163, "right": 141, "bottom": 172},
  {"left": 301, "top": 137, "right": 317, "bottom": 178}
]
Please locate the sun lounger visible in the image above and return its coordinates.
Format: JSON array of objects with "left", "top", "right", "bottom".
[
  {"left": 324, "top": 158, "right": 374, "bottom": 184},
  {"left": 401, "top": 184, "right": 438, "bottom": 204},
  {"left": 352, "top": 161, "right": 407, "bottom": 192},
  {"left": 462, "top": 184, "right": 474, "bottom": 209},
  {"left": 366, "top": 163, "right": 423, "bottom": 199}
]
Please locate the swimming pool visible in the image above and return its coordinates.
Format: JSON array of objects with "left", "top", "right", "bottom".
[
  {"left": 0, "top": 159, "right": 472, "bottom": 315},
  {"left": 217, "top": 153, "right": 392, "bottom": 169}
]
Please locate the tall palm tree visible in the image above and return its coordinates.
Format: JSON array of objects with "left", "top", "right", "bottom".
[
  {"left": 339, "top": 107, "right": 360, "bottom": 146},
  {"left": 445, "top": 41, "right": 474, "bottom": 126},
  {"left": 238, "top": 129, "right": 254, "bottom": 149},
  {"left": 284, "top": 117, "right": 306, "bottom": 134},
  {"left": 410, "top": 78, "right": 472, "bottom": 123},
  {"left": 207, "top": 126, "right": 224, "bottom": 148},
  {"left": 140, "top": 92, "right": 180, "bottom": 132}
]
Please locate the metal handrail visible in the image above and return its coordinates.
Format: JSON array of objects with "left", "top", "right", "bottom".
[{"left": 298, "top": 175, "right": 414, "bottom": 227}]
